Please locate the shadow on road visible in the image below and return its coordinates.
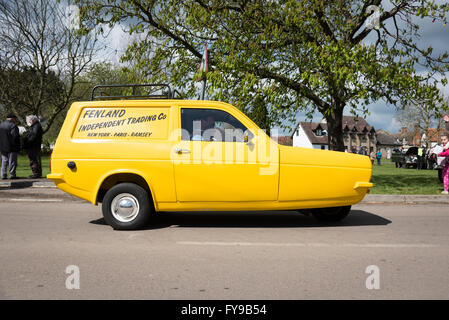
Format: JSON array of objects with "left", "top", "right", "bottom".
[
  {"left": 90, "top": 209, "right": 391, "bottom": 230},
  {"left": 0, "top": 181, "right": 34, "bottom": 189}
]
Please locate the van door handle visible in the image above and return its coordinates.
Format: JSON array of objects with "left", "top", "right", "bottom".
[{"left": 174, "top": 148, "right": 191, "bottom": 154}]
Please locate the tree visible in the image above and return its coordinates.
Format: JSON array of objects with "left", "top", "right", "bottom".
[
  {"left": 395, "top": 96, "right": 448, "bottom": 147},
  {"left": 0, "top": 67, "right": 65, "bottom": 123},
  {"left": 0, "top": 0, "right": 97, "bottom": 133},
  {"left": 77, "top": 0, "right": 449, "bottom": 150},
  {"left": 74, "top": 61, "right": 136, "bottom": 101}
]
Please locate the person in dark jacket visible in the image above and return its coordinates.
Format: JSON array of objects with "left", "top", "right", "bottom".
[
  {"left": 24, "top": 115, "right": 43, "bottom": 179},
  {"left": 0, "top": 114, "right": 21, "bottom": 179}
]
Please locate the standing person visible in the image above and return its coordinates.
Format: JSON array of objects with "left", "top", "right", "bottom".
[
  {"left": 427, "top": 147, "right": 435, "bottom": 170},
  {"left": 437, "top": 133, "right": 449, "bottom": 194},
  {"left": 23, "top": 115, "right": 43, "bottom": 179},
  {"left": 0, "top": 114, "right": 21, "bottom": 179},
  {"left": 358, "top": 146, "right": 363, "bottom": 155},
  {"left": 369, "top": 150, "right": 375, "bottom": 165},
  {"left": 376, "top": 150, "right": 382, "bottom": 165},
  {"left": 417, "top": 147, "right": 424, "bottom": 170},
  {"left": 438, "top": 115, "right": 449, "bottom": 182}
]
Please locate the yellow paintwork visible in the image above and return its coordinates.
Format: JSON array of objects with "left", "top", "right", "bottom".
[{"left": 48, "top": 99, "right": 373, "bottom": 211}]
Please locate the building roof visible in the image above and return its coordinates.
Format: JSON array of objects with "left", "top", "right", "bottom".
[
  {"left": 426, "top": 128, "right": 446, "bottom": 142},
  {"left": 296, "top": 122, "right": 329, "bottom": 144},
  {"left": 392, "top": 128, "right": 415, "bottom": 145},
  {"left": 292, "top": 116, "right": 376, "bottom": 145},
  {"left": 376, "top": 132, "right": 400, "bottom": 146},
  {"left": 391, "top": 126, "right": 445, "bottom": 146},
  {"left": 276, "top": 136, "right": 293, "bottom": 146},
  {"left": 341, "top": 116, "right": 375, "bottom": 133}
]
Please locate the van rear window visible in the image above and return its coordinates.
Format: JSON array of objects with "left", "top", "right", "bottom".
[{"left": 72, "top": 107, "right": 169, "bottom": 140}]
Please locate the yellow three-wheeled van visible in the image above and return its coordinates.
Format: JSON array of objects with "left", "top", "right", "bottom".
[{"left": 48, "top": 84, "right": 373, "bottom": 230}]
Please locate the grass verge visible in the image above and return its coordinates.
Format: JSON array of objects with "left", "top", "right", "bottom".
[{"left": 370, "top": 160, "right": 443, "bottom": 195}]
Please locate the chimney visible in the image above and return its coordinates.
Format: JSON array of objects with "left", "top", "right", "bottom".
[{"left": 401, "top": 127, "right": 407, "bottom": 135}]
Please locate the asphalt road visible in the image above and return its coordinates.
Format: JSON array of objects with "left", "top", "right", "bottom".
[{"left": 1, "top": 196, "right": 448, "bottom": 299}]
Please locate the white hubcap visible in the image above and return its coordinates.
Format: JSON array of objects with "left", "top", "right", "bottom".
[{"left": 111, "top": 193, "right": 140, "bottom": 223}]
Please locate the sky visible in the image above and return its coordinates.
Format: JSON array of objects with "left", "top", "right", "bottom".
[{"left": 95, "top": 2, "right": 449, "bottom": 137}]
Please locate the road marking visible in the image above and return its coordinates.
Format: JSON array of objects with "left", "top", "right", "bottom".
[
  {"left": 177, "top": 241, "right": 438, "bottom": 248},
  {"left": 4, "top": 198, "right": 63, "bottom": 202}
]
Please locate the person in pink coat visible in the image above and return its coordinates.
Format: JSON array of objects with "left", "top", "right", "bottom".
[{"left": 438, "top": 132, "right": 449, "bottom": 194}]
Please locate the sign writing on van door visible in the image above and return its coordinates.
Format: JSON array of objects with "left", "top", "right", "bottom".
[{"left": 72, "top": 107, "right": 169, "bottom": 139}]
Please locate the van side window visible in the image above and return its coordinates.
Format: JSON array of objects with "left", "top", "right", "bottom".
[{"left": 181, "top": 108, "right": 250, "bottom": 142}]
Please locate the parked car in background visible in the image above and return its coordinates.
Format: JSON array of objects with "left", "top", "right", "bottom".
[{"left": 391, "top": 147, "right": 427, "bottom": 169}]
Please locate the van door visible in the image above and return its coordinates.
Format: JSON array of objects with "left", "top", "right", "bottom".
[{"left": 172, "top": 107, "right": 279, "bottom": 202}]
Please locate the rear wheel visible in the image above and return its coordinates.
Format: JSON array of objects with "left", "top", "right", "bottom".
[
  {"left": 311, "top": 206, "right": 351, "bottom": 222},
  {"left": 102, "top": 183, "right": 152, "bottom": 230}
]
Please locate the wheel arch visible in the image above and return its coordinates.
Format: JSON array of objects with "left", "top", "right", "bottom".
[{"left": 94, "top": 170, "right": 157, "bottom": 209}]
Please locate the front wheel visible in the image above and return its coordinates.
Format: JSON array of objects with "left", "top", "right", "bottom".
[
  {"left": 311, "top": 206, "right": 351, "bottom": 222},
  {"left": 102, "top": 183, "right": 152, "bottom": 230}
]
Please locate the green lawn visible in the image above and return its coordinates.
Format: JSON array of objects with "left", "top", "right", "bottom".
[
  {"left": 11, "top": 155, "right": 445, "bottom": 194},
  {"left": 15, "top": 154, "right": 51, "bottom": 178},
  {"left": 370, "top": 160, "right": 443, "bottom": 194}
]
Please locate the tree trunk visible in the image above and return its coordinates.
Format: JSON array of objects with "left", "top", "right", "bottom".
[{"left": 324, "top": 107, "right": 345, "bottom": 151}]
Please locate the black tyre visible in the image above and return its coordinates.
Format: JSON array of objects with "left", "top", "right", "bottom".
[
  {"left": 311, "top": 205, "right": 351, "bottom": 222},
  {"left": 102, "top": 183, "right": 152, "bottom": 230}
]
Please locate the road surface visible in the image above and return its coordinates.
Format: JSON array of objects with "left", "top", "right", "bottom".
[{"left": 0, "top": 197, "right": 448, "bottom": 299}]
